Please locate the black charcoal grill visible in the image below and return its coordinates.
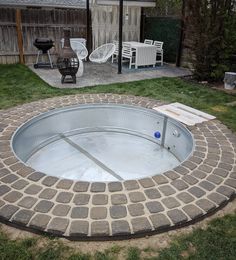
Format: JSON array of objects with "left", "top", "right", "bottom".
[{"left": 33, "top": 38, "right": 54, "bottom": 68}]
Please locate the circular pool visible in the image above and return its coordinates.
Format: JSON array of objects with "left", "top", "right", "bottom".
[{"left": 12, "top": 104, "right": 194, "bottom": 182}]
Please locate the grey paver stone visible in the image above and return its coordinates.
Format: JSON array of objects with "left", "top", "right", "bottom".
[
  {"left": 0, "top": 184, "right": 10, "bottom": 196},
  {"left": 204, "top": 159, "right": 218, "bottom": 167},
  {"left": 124, "top": 180, "right": 140, "bottom": 190},
  {"left": 182, "top": 205, "right": 203, "bottom": 219},
  {"left": 131, "top": 217, "right": 152, "bottom": 234},
  {"left": 17, "top": 167, "right": 34, "bottom": 177},
  {"left": 11, "top": 179, "right": 29, "bottom": 190},
  {"left": 12, "top": 209, "right": 34, "bottom": 225},
  {"left": 230, "top": 172, "right": 236, "bottom": 179},
  {"left": 199, "top": 181, "right": 215, "bottom": 191},
  {"left": 73, "top": 194, "right": 90, "bottom": 205},
  {"left": 4, "top": 191, "right": 23, "bottom": 203},
  {"left": 196, "top": 199, "right": 216, "bottom": 212},
  {"left": 69, "top": 220, "right": 89, "bottom": 236},
  {"left": 34, "top": 200, "right": 54, "bottom": 213},
  {"left": 1, "top": 174, "right": 18, "bottom": 183},
  {"left": 182, "top": 175, "right": 198, "bottom": 185},
  {"left": 139, "top": 178, "right": 155, "bottom": 188},
  {"left": 47, "top": 217, "right": 69, "bottom": 235},
  {"left": 182, "top": 161, "right": 197, "bottom": 170},
  {"left": 0, "top": 205, "right": 19, "bottom": 220},
  {"left": 56, "top": 179, "right": 73, "bottom": 190},
  {"left": 213, "top": 168, "right": 229, "bottom": 178},
  {"left": 71, "top": 207, "right": 88, "bottom": 219},
  {"left": 56, "top": 192, "right": 73, "bottom": 203},
  {"left": 129, "top": 191, "right": 146, "bottom": 203},
  {"left": 146, "top": 201, "right": 164, "bottom": 213},
  {"left": 188, "top": 186, "right": 206, "bottom": 198},
  {"left": 128, "top": 203, "right": 145, "bottom": 216},
  {"left": 191, "top": 170, "right": 207, "bottom": 179},
  {"left": 167, "top": 209, "right": 188, "bottom": 225},
  {"left": 29, "top": 214, "right": 51, "bottom": 230},
  {"left": 91, "top": 221, "right": 109, "bottom": 236},
  {"left": 159, "top": 185, "right": 176, "bottom": 196},
  {"left": 0, "top": 200, "right": 5, "bottom": 208},
  {"left": 92, "top": 194, "right": 108, "bottom": 205},
  {"left": 27, "top": 172, "right": 45, "bottom": 181},
  {"left": 152, "top": 175, "right": 169, "bottom": 184},
  {"left": 144, "top": 188, "right": 161, "bottom": 199},
  {"left": 207, "top": 175, "right": 223, "bottom": 185},
  {"left": 111, "top": 220, "right": 131, "bottom": 235},
  {"left": 218, "top": 163, "right": 232, "bottom": 171},
  {"left": 39, "top": 188, "right": 57, "bottom": 199},
  {"left": 216, "top": 185, "right": 235, "bottom": 198},
  {"left": 174, "top": 166, "right": 189, "bottom": 175},
  {"left": 110, "top": 205, "right": 127, "bottom": 219},
  {"left": 90, "top": 207, "right": 107, "bottom": 220},
  {"left": 108, "top": 182, "right": 123, "bottom": 192},
  {"left": 90, "top": 182, "right": 106, "bottom": 192},
  {"left": 207, "top": 193, "right": 227, "bottom": 206},
  {"left": 52, "top": 204, "right": 71, "bottom": 216},
  {"left": 111, "top": 194, "right": 127, "bottom": 205},
  {"left": 42, "top": 176, "right": 59, "bottom": 186},
  {"left": 24, "top": 184, "right": 42, "bottom": 195},
  {"left": 224, "top": 179, "right": 236, "bottom": 189},
  {"left": 171, "top": 180, "right": 189, "bottom": 191},
  {"left": 189, "top": 156, "right": 203, "bottom": 164},
  {"left": 73, "top": 181, "right": 90, "bottom": 192},
  {"left": 164, "top": 171, "right": 180, "bottom": 180},
  {"left": 177, "top": 192, "right": 195, "bottom": 203},
  {"left": 149, "top": 213, "right": 171, "bottom": 229},
  {"left": 162, "top": 197, "right": 181, "bottom": 209},
  {"left": 18, "top": 196, "right": 37, "bottom": 209}
]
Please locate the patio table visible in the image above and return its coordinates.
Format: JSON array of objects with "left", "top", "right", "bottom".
[{"left": 124, "top": 41, "right": 157, "bottom": 69}]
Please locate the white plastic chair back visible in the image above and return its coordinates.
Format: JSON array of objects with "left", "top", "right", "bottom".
[
  {"left": 113, "top": 40, "right": 119, "bottom": 55},
  {"left": 144, "top": 39, "right": 153, "bottom": 45},
  {"left": 89, "top": 43, "right": 116, "bottom": 63},
  {"left": 70, "top": 40, "right": 88, "bottom": 60},
  {"left": 122, "top": 43, "right": 132, "bottom": 57},
  {"left": 153, "top": 41, "right": 164, "bottom": 50}
]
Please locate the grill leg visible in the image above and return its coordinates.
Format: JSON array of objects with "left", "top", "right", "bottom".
[{"left": 47, "top": 50, "right": 53, "bottom": 68}]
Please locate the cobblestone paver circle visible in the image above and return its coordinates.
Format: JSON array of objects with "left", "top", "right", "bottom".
[{"left": 0, "top": 94, "right": 235, "bottom": 239}]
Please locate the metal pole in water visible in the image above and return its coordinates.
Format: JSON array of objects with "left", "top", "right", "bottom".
[{"left": 161, "top": 116, "right": 168, "bottom": 147}]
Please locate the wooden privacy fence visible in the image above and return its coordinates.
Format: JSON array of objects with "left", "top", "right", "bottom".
[{"left": 0, "top": 7, "right": 88, "bottom": 64}]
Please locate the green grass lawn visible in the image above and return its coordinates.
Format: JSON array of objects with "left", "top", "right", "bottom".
[{"left": 0, "top": 64, "right": 236, "bottom": 259}]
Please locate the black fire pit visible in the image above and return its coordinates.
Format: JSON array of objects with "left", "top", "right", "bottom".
[
  {"left": 57, "top": 29, "right": 79, "bottom": 84},
  {"left": 33, "top": 38, "right": 54, "bottom": 68}
]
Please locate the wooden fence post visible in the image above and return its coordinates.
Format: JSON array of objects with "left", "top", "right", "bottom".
[{"left": 16, "top": 8, "right": 25, "bottom": 64}]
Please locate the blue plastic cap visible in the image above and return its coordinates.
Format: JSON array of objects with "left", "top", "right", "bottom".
[{"left": 154, "top": 131, "right": 161, "bottom": 139}]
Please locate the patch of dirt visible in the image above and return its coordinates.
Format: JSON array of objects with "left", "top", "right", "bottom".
[{"left": 1, "top": 199, "right": 236, "bottom": 255}]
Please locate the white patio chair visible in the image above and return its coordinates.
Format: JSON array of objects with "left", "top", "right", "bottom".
[
  {"left": 89, "top": 43, "right": 116, "bottom": 63},
  {"left": 122, "top": 43, "right": 136, "bottom": 69},
  {"left": 111, "top": 40, "right": 119, "bottom": 63},
  {"left": 153, "top": 41, "right": 164, "bottom": 66},
  {"left": 144, "top": 39, "right": 153, "bottom": 45}
]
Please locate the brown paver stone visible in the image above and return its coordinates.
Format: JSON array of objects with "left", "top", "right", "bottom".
[
  {"left": 39, "top": 188, "right": 57, "bottom": 199},
  {"left": 1, "top": 174, "right": 18, "bottom": 183},
  {"left": 124, "top": 180, "right": 140, "bottom": 190},
  {"left": 188, "top": 186, "right": 206, "bottom": 198},
  {"left": 207, "top": 175, "right": 223, "bottom": 185},
  {"left": 182, "top": 175, "right": 198, "bottom": 185},
  {"left": 164, "top": 171, "right": 180, "bottom": 180},
  {"left": 199, "top": 180, "right": 215, "bottom": 191},
  {"left": 56, "top": 179, "right": 73, "bottom": 190},
  {"left": 171, "top": 179, "right": 189, "bottom": 191},
  {"left": 196, "top": 199, "right": 216, "bottom": 212},
  {"left": 177, "top": 192, "right": 195, "bottom": 203},
  {"left": 47, "top": 217, "right": 69, "bottom": 235},
  {"left": 152, "top": 175, "right": 168, "bottom": 184},
  {"left": 128, "top": 203, "right": 145, "bottom": 216},
  {"left": 91, "top": 221, "right": 109, "bottom": 236},
  {"left": 162, "top": 197, "right": 181, "bottom": 209},
  {"left": 73, "top": 194, "right": 90, "bottom": 205},
  {"left": 24, "top": 184, "right": 42, "bottom": 195},
  {"left": 224, "top": 179, "right": 236, "bottom": 189},
  {"left": 182, "top": 205, "right": 203, "bottom": 219},
  {"left": 0, "top": 184, "right": 10, "bottom": 196},
  {"left": 139, "top": 178, "right": 155, "bottom": 188},
  {"left": 159, "top": 185, "right": 176, "bottom": 196},
  {"left": 27, "top": 172, "right": 45, "bottom": 182},
  {"left": 11, "top": 179, "right": 29, "bottom": 190},
  {"left": 207, "top": 193, "right": 227, "bottom": 206},
  {"left": 131, "top": 217, "right": 152, "bottom": 234},
  {"left": 4, "top": 191, "right": 23, "bottom": 203},
  {"left": 69, "top": 220, "right": 89, "bottom": 237},
  {"left": 216, "top": 185, "right": 235, "bottom": 198},
  {"left": 42, "top": 176, "right": 59, "bottom": 186},
  {"left": 111, "top": 220, "right": 131, "bottom": 235},
  {"left": 144, "top": 188, "right": 161, "bottom": 199}
]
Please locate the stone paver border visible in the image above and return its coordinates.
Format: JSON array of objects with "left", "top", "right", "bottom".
[{"left": 0, "top": 94, "right": 235, "bottom": 239}]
